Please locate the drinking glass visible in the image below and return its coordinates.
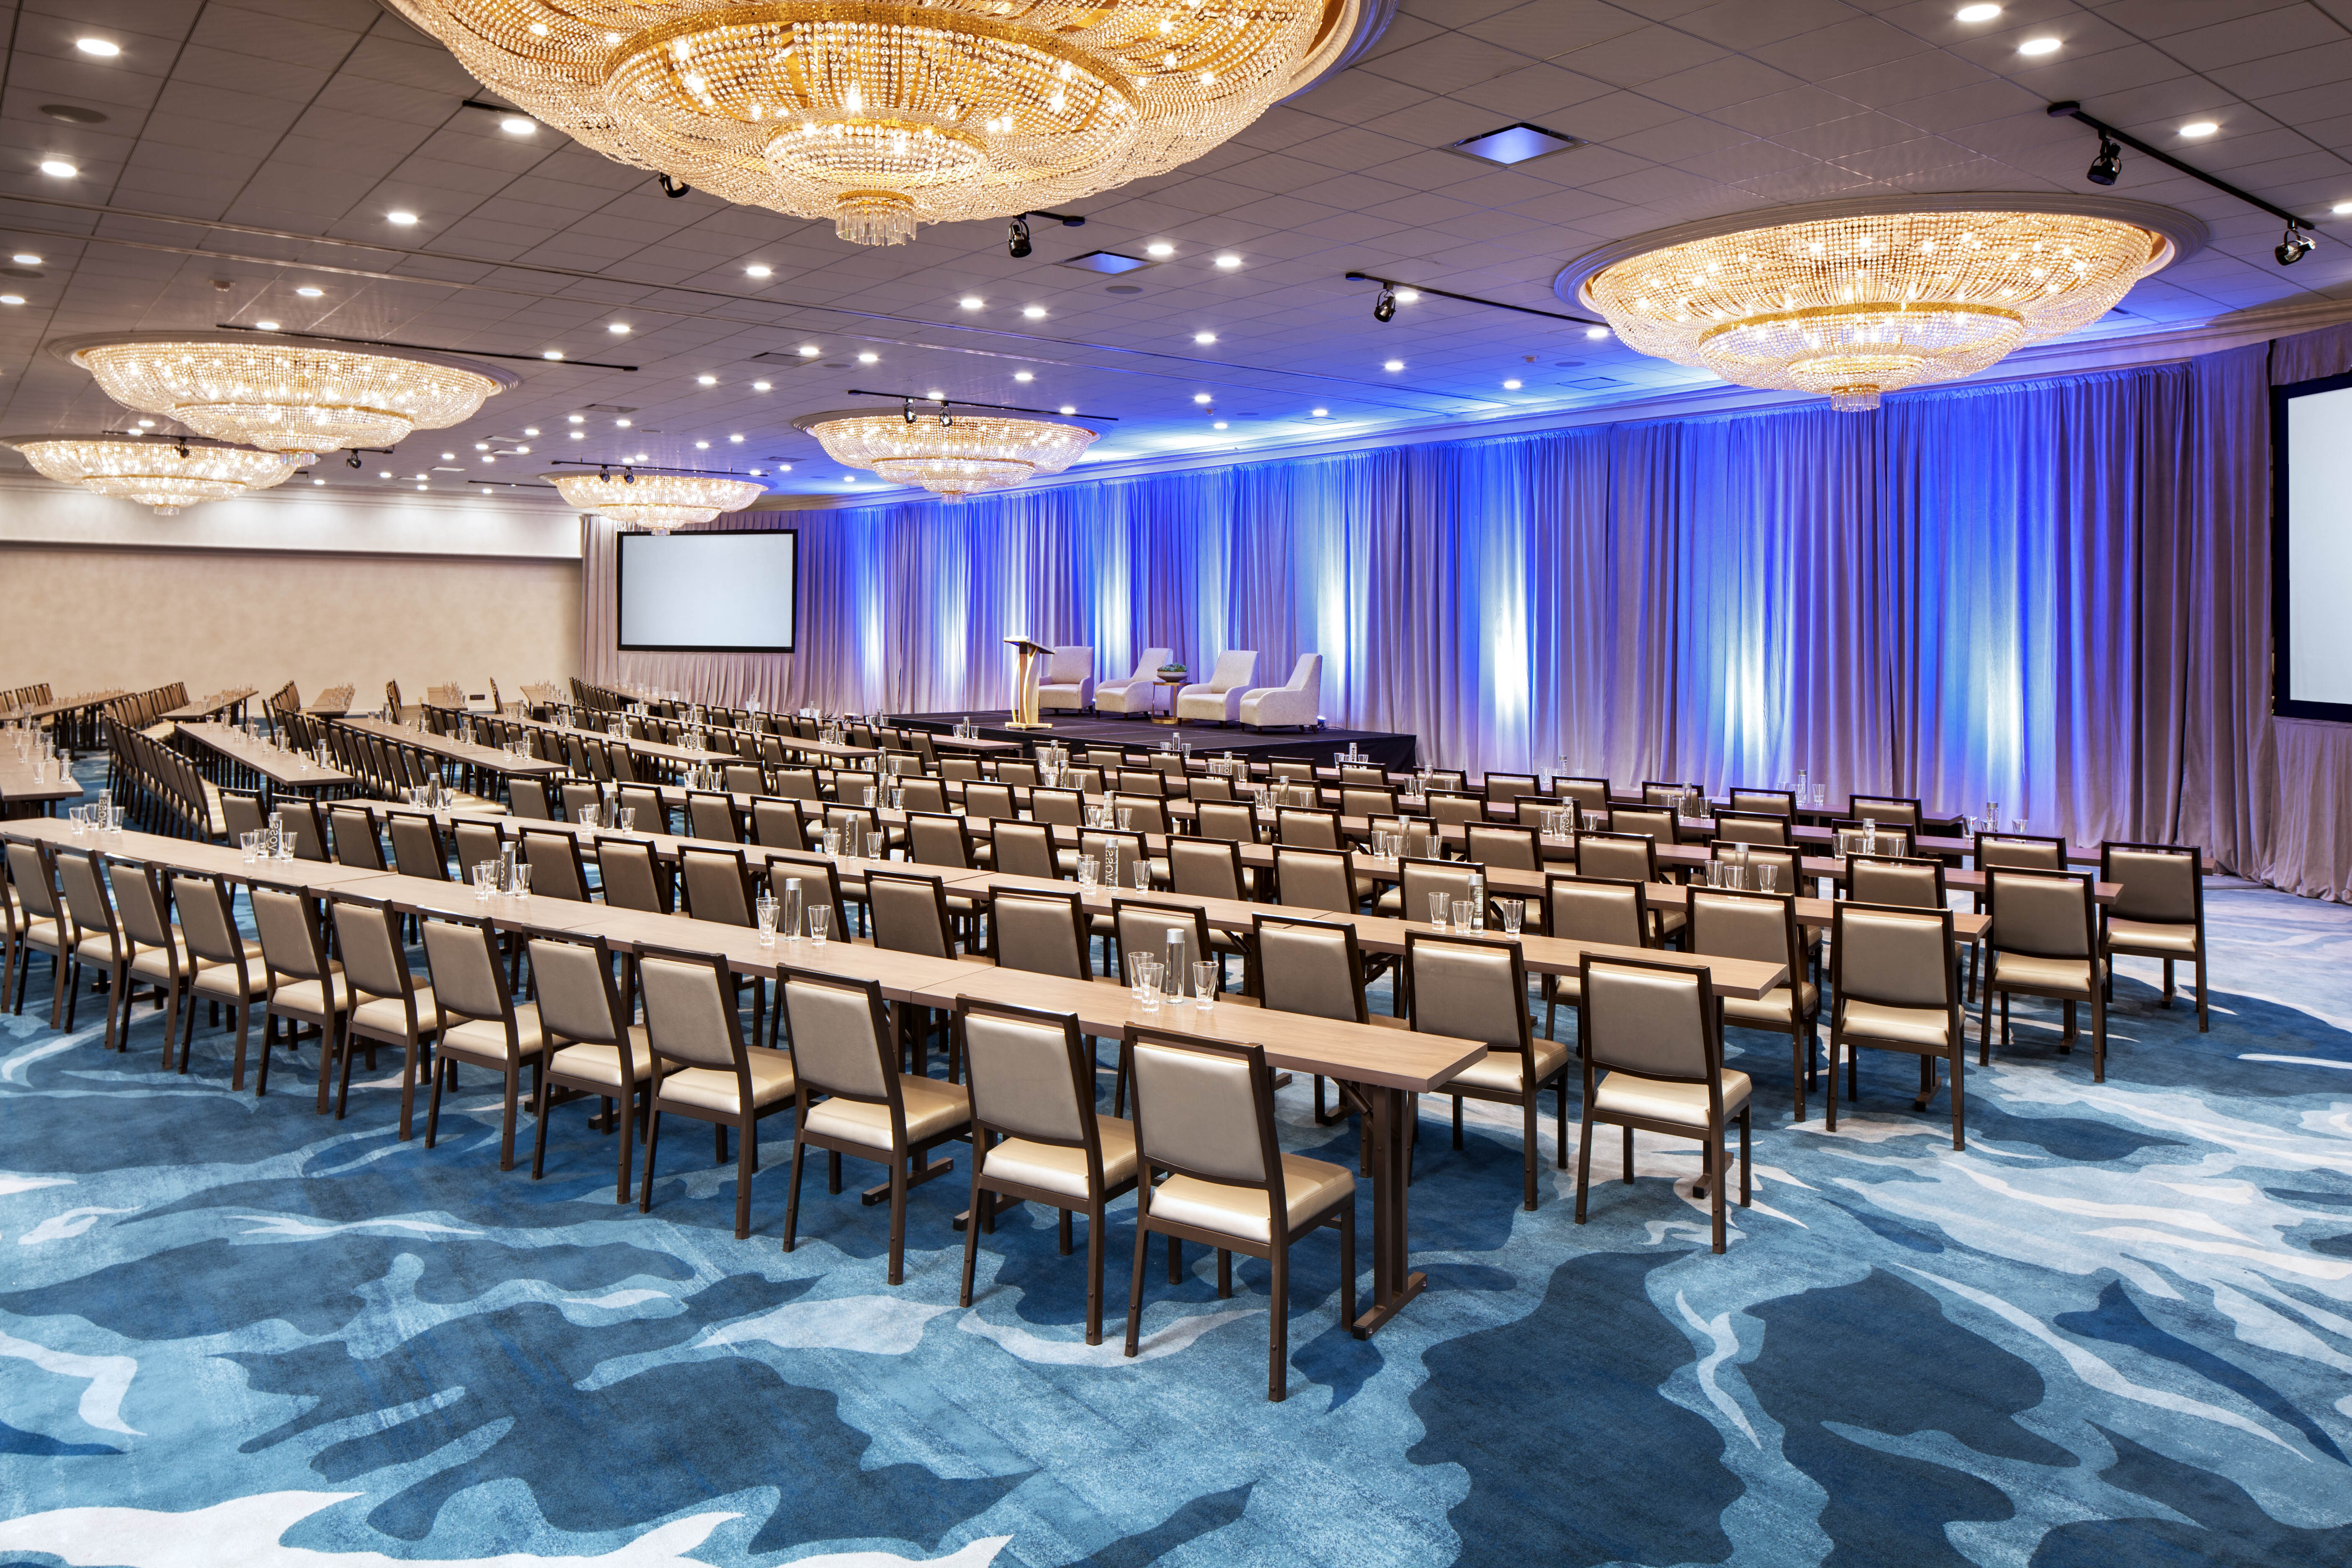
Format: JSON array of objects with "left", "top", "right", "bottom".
[
  {"left": 1130, "top": 856, "right": 1151, "bottom": 892},
  {"left": 1757, "top": 864, "right": 1779, "bottom": 894},
  {"left": 865, "top": 832, "right": 883, "bottom": 861},
  {"left": 861, "top": 785, "right": 877, "bottom": 809},
  {"left": 511, "top": 863, "right": 533, "bottom": 899},
  {"left": 473, "top": 862, "right": 495, "bottom": 900},
  {"left": 807, "top": 905, "right": 831, "bottom": 946},
  {"left": 68, "top": 805, "right": 87, "bottom": 836},
  {"left": 578, "top": 804, "right": 599, "bottom": 830},
  {"left": 1429, "top": 890, "right": 1449, "bottom": 928},
  {"left": 1116, "top": 807, "right": 1132, "bottom": 832},
  {"left": 1193, "top": 961, "right": 1217, "bottom": 1009},
  {"left": 2010, "top": 818, "right": 2026, "bottom": 835},
  {"left": 756, "top": 893, "right": 779, "bottom": 948},
  {"left": 1451, "top": 898, "right": 1475, "bottom": 934},
  {"left": 1137, "top": 957, "right": 1163, "bottom": 1011},
  {"left": 1584, "top": 810, "right": 1606, "bottom": 834},
  {"left": 1498, "top": 897, "right": 1524, "bottom": 935},
  {"left": 618, "top": 806, "right": 637, "bottom": 833},
  {"left": 1983, "top": 802, "right": 1999, "bottom": 832},
  {"left": 239, "top": 829, "right": 261, "bottom": 864},
  {"left": 274, "top": 830, "right": 295, "bottom": 863},
  {"left": 887, "top": 786, "right": 904, "bottom": 813}
]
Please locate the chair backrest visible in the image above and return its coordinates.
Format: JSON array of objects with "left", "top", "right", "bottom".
[
  {"left": 1112, "top": 794, "right": 1171, "bottom": 835},
  {"left": 6, "top": 842, "right": 58, "bottom": 920},
  {"left": 638, "top": 946, "right": 745, "bottom": 1073},
  {"left": 1728, "top": 787, "right": 1795, "bottom": 818},
  {"left": 1512, "top": 796, "right": 1564, "bottom": 830},
  {"left": 1204, "top": 650, "right": 1258, "bottom": 692},
  {"left": 1849, "top": 794, "right": 1922, "bottom": 828},
  {"left": 1485, "top": 771, "right": 1539, "bottom": 805},
  {"left": 1279, "top": 651, "right": 1320, "bottom": 692},
  {"left": 907, "top": 811, "right": 975, "bottom": 870},
  {"left": 559, "top": 781, "right": 601, "bottom": 821},
  {"left": 1125, "top": 647, "right": 1175, "bottom": 681},
  {"left": 868, "top": 869, "right": 955, "bottom": 958},
  {"left": 1128, "top": 1031, "right": 1276, "bottom": 1188},
  {"left": 962, "top": 782, "right": 1015, "bottom": 821},
  {"left": 221, "top": 792, "right": 268, "bottom": 843},
  {"left": 509, "top": 777, "right": 555, "bottom": 820},
  {"left": 1426, "top": 789, "right": 1485, "bottom": 827},
  {"left": 1048, "top": 645, "right": 1093, "bottom": 683},
  {"left": 750, "top": 797, "right": 807, "bottom": 851},
  {"left": 1712, "top": 841, "right": 1800, "bottom": 887},
  {"left": 329, "top": 805, "right": 386, "bottom": 868},
  {"left": 939, "top": 755, "right": 981, "bottom": 783},
  {"left": 773, "top": 767, "right": 822, "bottom": 802},
  {"left": 1465, "top": 823, "right": 1540, "bottom": 871},
  {"left": 1406, "top": 930, "right": 1531, "bottom": 1058},
  {"left": 108, "top": 860, "right": 173, "bottom": 950},
  {"left": 330, "top": 894, "right": 411, "bottom": 1003},
  {"left": 1113, "top": 897, "right": 1210, "bottom": 976},
  {"left": 519, "top": 828, "right": 591, "bottom": 901},
  {"left": 618, "top": 784, "right": 666, "bottom": 826},
  {"left": 1267, "top": 759, "right": 1316, "bottom": 784},
  {"left": 1545, "top": 874, "right": 1648, "bottom": 949},
  {"left": 1988, "top": 868, "right": 2093, "bottom": 959},
  {"left": 528, "top": 934, "right": 629, "bottom": 1049},
  {"left": 990, "top": 888, "right": 1091, "bottom": 979},
  {"left": 1341, "top": 785, "right": 1398, "bottom": 820},
  {"left": 994, "top": 760, "right": 1038, "bottom": 788},
  {"left": 1194, "top": 800, "right": 1258, "bottom": 843},
  {"left": 767, "top": 855, "right": 847, "bottom": 922},
  {"left": 1114, "top": 769, "right": 1167, "bottom": 799},
  {"left": 452, "top": 820, "right": 504, "bottom": 883},
  {"left": 722, "top": 764, "right": 766, "bottom": 795},
  {"left": 781, "top": 966, "right": 895, "bottom": 1101},
  {"left": 1553, "top": 777, "right": 1609, "bottom": 812},
  {"left": 53, "top": 848, "right": 116, "bottom": 941},
  {"left": 1848, "top": 853, "right": 1944, "bottom": 909},
  {"left": 419, "top": 912, "right": 512, "bottom": 1024},
  {"left": 1712, "top": 811, "right": 1789, "bottom": 848},
  {"left": 1574, "top": 830, "right": 1658, "bottom": 885},
  {"left": 251, "top": 884, "right": 328, "bottom": 983},
  {"left": 1400, "top": 856, "right": 1483, "bottom": 922},
  {"left": 961, "top": 1000, "right": 1097, "bottom": 1154},
  {"left": 1188, "top": 773, "right": 1232, "bottom": 802},
  {"left": 1030, "top": 787, "right": 1084, "bottom": 826},
  {"left": 1276, "top": 807, "right": 1340, "bottom": 850},
  {"left": 686, "top": 791, "right": 740, "bottom": 844},
  {"left": 898, "top": 777, "right": 949, "bottom": 813},
  {"left": 1687, "top": 888, "right": 1797, "bottom": 969},
  {"left": 1976, "top": 832, "right": 2065, "bottom": 871},
  {"left": 1580, "top": 955, "right": 1717, "bottom": 1084},
  {"left": 1168, "top": 836, "right": 1244, "bottom": 900},
  {"left": 170, "top": 873, "right": 245, "bottom": 967},
  {"left": 1339, "top": 764, "right": 1389, "bottom": 787},
  {"left": 1253, "top": 915, "right": 1367, "bottom": 1023},
  {"left": 1608, "top": 805, "right": 1678, "bottom": 842},
  {"left": 1833, "top": 903, "right": 1954, "bottom": 1011},
  {"left": 386, "top": 812, "right": 450, "bottom": 881},
  {"left": 1272, "top": 845, "right": 1352, "bottom": 910},
  {"left": 989, "top": 820, "right": 1059, "bottom": 881},
  {"left": 596, "top": 838, "right": 672, "bottom": 913},
  {"left": 2101, "top": 841, "right": 2200, "bottom": 925},
  {"left": 679, "top": 846, "right": 754, "bottom": 926}
]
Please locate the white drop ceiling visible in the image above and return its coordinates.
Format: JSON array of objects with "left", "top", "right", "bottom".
[{"left": 0, "top": 0, "right": 2348, "bottom": 506}]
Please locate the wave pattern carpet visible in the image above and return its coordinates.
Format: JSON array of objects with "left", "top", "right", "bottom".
[{"left": 2, "top": 846, "right": 2348, "bottom": 1562}]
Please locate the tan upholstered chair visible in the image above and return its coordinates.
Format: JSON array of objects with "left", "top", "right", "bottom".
[
  {"left": 1122, "top": 1029, "right": 1354, "bottom": 1401},
  {"left": 989, "top": 820, "right": 1061, "bottom": 881},
  {"left": 107, "top": 858, "right": 191, "bottom": 1066},
  {"left": 1848, "top": 793, "right": 1922, "bottom": 829},
  {"left": 1409, "top": 930, "right": 1568, "bottom": 1210},
  {"left": 1686, "top": 888, "right": 1820, "bottom": 1119},
  {"left": 1238, "top": 653, "right": 1320, "bottom": 731},
  {"left": 1253, "top": 913, "right": 1399, "bottom": 1135},
  {"left": 1575, "top": 830, "right": 1686, "bottom": 944},
  {"left": 2100, "top": 841, "right": 2208, "bottom": 1031},
  {"left": 54, "top": 848, "right": 139, "bottom": 1053},
  {"left": 252, "top": 883, "right": 349, "bottom": 1109},
  {"left": 781, "top": 966, "right": 970, "bottom": 1283},
  {"left": 169, "top": 872, "right": 267, "bottom": 1086},
  {"left": 386, "top": 812, "right": 452, "bottom": 881},
  {"left": 3, "top": 841, "right": 68, "bottom": 1028},
  {"left": 1980, "top": 868, "right": 2107, "bottom": 1079},
  {"left": 418, "top": 910, "right": 547, "bottom": 1169},
  {"left": 1096, "top": 647, "right": 1174, "bottom": 717},
  {"left": 1037, "top": 646, "right": 1097, "bottom": 713},
  {"left": 527, "top": 933, "right": 651, "bottom": 1199},
  {"left": 518, "top": 828, "right": 593, "bottom": 902},
  {"left": 1711, "top": 812, "right": 1790, "bottom": 848},
  {"left": 1174, "top": 650, "right": 1260, "bottom": 725},
  {"left": 957, "top": 999, "right": 1138, "bottom": 1343},
  {"left": 1828, "top": 903, "right": 1966, "bottom": 1147},
  {"left": 637, "top": 946, "right": 796, "bottom": 1237},
  {"left": 1574, "top": 954, "right": 1751, "bottom": 1253},
  {"left": 1848, "top": 853, "right": 1946, "bottom": 908},
  {"left": 1540, "top": 873, "right": 1650, "bottom": 1038},
  {"left": 330, "top": 892, "right": 442, "bottom": 1134},
  {"left": 1728, "top": 787, "right": 1795, "bottom": 819}
]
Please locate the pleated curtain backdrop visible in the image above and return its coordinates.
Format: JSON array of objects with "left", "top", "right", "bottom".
[{"left": 583, "top": 322, "right": 2352, "bottom": 898}]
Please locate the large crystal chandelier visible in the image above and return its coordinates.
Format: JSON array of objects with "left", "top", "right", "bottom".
[
  {"left": 1568, "top": 204, "right": 2181, "bottom": 411},
  {"left": 53, "top": 332, "right": 515, "bottom": 461},
  {"left": 545, "top": 469, "right": 767, "bottom": 532},
  {"left": 1, "top": 433, "right": 299, "bottom": 515},
  {"left": 797, "top": 407, "right": 1098, "bottom": 498},
  {"left": 385, "top": 0, "right": 1357, "bottom": 245}
]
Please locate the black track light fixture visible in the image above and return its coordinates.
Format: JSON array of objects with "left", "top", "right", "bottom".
[
  {"left": 1006, "top": 216, "right": 1032, "bottom": 258},
  {"left": 1373, "top": 284, "right": 1396, "bottom": 322},
  {"left": 2086, "top": 135, "right": 2122, "bottom": 186},
  {"left": 346, "top": 452, "right": 362, "bottom": 469},
  {"left": 2278, "top": 225, "right": 2316, "bottom": 266},
  {"left": 656, "top": 174, "right": 691, "bottom": 199}
]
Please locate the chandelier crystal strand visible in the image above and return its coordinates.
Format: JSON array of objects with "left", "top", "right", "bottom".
[
  {"left": 1582, "top": 210, "right": 2169, "bottom": 411},
  {"left": 544, "top": 472, "right": 767, "bottom": 533},
  {"left": 3, "top": 436, "right": 299, "bottom": 515},
  {"left": 800, "top": 411, "right": 1097, "bottom": 498},
  {"left": 386, "top": 0, "right": 1345, "bottom": 245},
  {"left": 64, "top": 338, "right": 510, "bottom": 458}
]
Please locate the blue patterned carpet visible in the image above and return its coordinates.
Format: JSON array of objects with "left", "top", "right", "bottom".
[{"left": 3, "top": 850, "right": 2350, "bottom": 1566}]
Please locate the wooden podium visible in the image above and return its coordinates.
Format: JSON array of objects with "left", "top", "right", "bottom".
[{"left": 1003, "top": 636, "right": 1054, "bottom": 730}]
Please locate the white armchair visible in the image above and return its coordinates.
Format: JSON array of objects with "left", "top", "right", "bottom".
[
  {"left": 1096, "top": 647, "right": 1173, "bottom": 717},
  {"left": 1036, "top": 645, "right": 1096, "bottom": 713},
  {"left": 1238, "top": 653, "right": 1321, "bottom": 731},
  {"left": 1174, "top": 650, "right": 1259, "bottom": 725}
]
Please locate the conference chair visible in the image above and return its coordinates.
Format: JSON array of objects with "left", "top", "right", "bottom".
[
  {"left": 509, "top": 777, "right": 556, "bottom": 820},
  {"left": 1553, "top": 777, "right": 1610, "bottom": 815},
  {"left": 596, "top": 838, "right": 673, "bottom": 913},
  {"left": 518, "top": 828, "right": 593, "bottom": 902},
  {"left": 1114, "top": 768, "right": 1168, "bottom": 799},
  {"left": 1424, "top": 789, "right": 1487, "bottom": 830},
  {"left": 1573, "top": 953, "right": 1750, "bottom": 1254},
  {"left": 782, "top": 966, "right": 971, "bottom": 1283},
  {"left": 1539, "top": 873, "right": 1651, "bottom": 1039},
  {"left": 1965, "top": 831, "right": 2063, "bottom": 997},
  {"left": 1238, "top": 653, "right": 1321, "bottom": 731},
  {"left": 251, "top": 883, "right": 349, "bottom": 1109},
  {"left": 418, "top": 909, "right": 548, "bottom": 1171},
  {"left": 1828, "top": 903, "right": 1966, "bottom": 1148},
  {"left": 1711, "top": 811, "right": 1790, "bottom": 848},
  {"left": 1096, "top": 647, "right": 1175, "bottom": 717},
  {"left": 1849, "top": 793, "right": 1923, "bottom": 829},
  {"left": 329, "top": 892, "right": 442, "bottom": 1134},
  {"left": 1686, "top": 887, "right": 1821, "bottom": 1119},
  {"left": 1122, "top": 1030, "right": 1354, "bottom": 1402},
  {"left": 752, "top": 797, "right": 810, "bottom": 851},
  {"left": 2099, "top": 841, "right": 2209, "bottom": 1030},
  {"left": 107, "top": 859, "right": 192, "bottom": 1066},
  {"left": 957, "top": 999, "right": 1139, "bottom": 1344},
  {"left": 867, "top": 868, "right": 964, "bottom": 1072},
  {"left": 169, "top": 873, "right": 268, "bottom": 1087},
  {"left": 1728, "top": 787, "right": 1796, "bottom": 819},
  {"left": 1485, "top": 771, "right": 1540, "bottom": 807},
  {"left": 1194, "top": 800, "right": 1261, "bottom": 845},
  {"left": 1272, "top": 845, "right": 1355, "bottom": 911},
  {"left": 50, "top": 848, "right": 134, "bottom": 1053},
  {"left": 1573, "top": 831, "right": 1685, "bottom": 944},
  {"left": 962, "top": 781, "right": 1016, "bottom": 823},
  {"left": 1276, "top": 806, "right": 1341, "bottom": 850},
  {"left": 989, "top": 820, "right": 1060, "bottom": 881},
  {"left": 989, "top": 887, "right": 1093, "bottom": 980},
  {"left": 1608, "top": 805, "right": 1680, "bottom": 843},
  {"left": 686, "top": 790, "right": 741, "bottom": 843},
  {"left": 1253, "top": 913, "right": 1392, "bottom": 1132},
  {"left": 1980, "top": 868, "right": 2108, "bottom": 1080},
  {"left": 1174, "top": 650, "right": 1260, "bottom": 725},
  {"left": 385, "top": 812, "right": 452, "bottom": 882},
  {"left": 1410, "top": 929, "right": 1568, "bottom": 1211},
  {"left": 635, "top": 945, "right": 797, "bottom": 1238},
  {"left": 328, "top": 804, "right": 387, "bottom": 869},
  {"left": 1848, "top": 851, "right": 1946, "bottom": 909}
]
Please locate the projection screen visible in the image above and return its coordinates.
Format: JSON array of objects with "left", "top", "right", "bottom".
[
  {"left": 616, "top": 530, "right": 798, "bottom": 652},
  {"left": 2275, "top": 371, "right": 2352, "bottom": 721}
]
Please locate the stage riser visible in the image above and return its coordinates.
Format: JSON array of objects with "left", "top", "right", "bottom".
[{"left": 893, "top": 711, "right": 1419, "bottom": 771}]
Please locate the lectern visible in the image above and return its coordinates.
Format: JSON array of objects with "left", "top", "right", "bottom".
[{"left": 1003, "top": 636, "right": 1055, "bottom": 730}]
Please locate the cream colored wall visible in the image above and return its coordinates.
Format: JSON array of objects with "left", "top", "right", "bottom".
[{"left": 0, "top": 544, "right": 581, "bottom": 708}]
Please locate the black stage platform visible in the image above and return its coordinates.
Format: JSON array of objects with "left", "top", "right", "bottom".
[{"left": 893, "top": 711, "right": 1420, "bottom": 770}]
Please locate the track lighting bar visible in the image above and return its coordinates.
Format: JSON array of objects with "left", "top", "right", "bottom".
[
  {"left": 548, "top": 459, "right": 762, "bottom": 478},
  {"left": 844, "top": 388, "right": 1118, "bottom": 420},
  {"left": 2048, "top": 100, "right": 2318, "bottom": 260},
  {"left": 213, "top": 322, "right": 639, "bottom": 371},
  {"left": 1344, "top": 271, "right": 1605, "bottom": 327}
]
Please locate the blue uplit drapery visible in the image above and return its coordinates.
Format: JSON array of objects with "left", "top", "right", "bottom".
[{"left": 587, "top": 323, "right": 2352, "bottom": 898}]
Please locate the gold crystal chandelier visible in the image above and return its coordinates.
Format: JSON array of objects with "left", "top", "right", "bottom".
[
  {"left": 1571, "top": 204, "right": 2180, "bottom": 411},
  {"left": 797, "top": 406, "right": 1098, "bottom": 498},
  {"left": 545, "top": 469, "right": 767, "bottom": 532},
  {"left": 386, "top": 0, "right": 1355, "bottom": 245},
  {"left": 52, "top": 332, "right": 516, "bottom": 461},
  {"left": 1, "top": 433, "right": 299, "bottom": 515}
]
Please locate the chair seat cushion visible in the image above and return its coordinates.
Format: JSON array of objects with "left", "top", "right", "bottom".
[
  {"left": 350, "top": 980, "right": 442, "bottom": 1039},
  {"left": 1992, "top": 952, "right": 2101, "bottom": 995},
  {"left": 1444, "top": 1037, "right": 1570, "bottom": 1094},
  {"left": 1722, "top": 980, "right": 1819, "bottom": 1030},
  {"left": 1839, "top": 999, "right": 1952, "bottom": 1049},
  {"left": 549, "top": 1026, "right": 654, "bottom": 1089},
  {"left": 128, "top": 938, "right": 193, "bottom": 981},
  {"left": 74, "top": 930, "right": 134, "bottom": 966},
  {"left": 1149, "top": 1153, "right": 1353, "bottom": 1244},
  {"left": 270, "top": 970, "right": 350, "bottom": 1019},
  {"left": 805, "top": 1074, "right": 971, "bottom": 1150},
  {"left": 2106, "top": 918, "right": 2198, "bottom": 957},
  {"left": 1593, "top": 1068, "right": 1753, "bottom": 1128},
  {"left": 656, "top": 1044, "right": 794, "bottom": 1112},
  {"left": 982, "top": 1117, "right": 1138, "bottom": 1200},
  {"left": 438, "top": 1008, "right": 547, "bottom": 1066},
  {"left": 190, "top": 942, "right": 268, "bottom": 999}
]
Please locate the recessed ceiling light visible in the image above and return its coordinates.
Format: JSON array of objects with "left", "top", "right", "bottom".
[
  {"left": 2017, "top": 36, "right": 2059, "bottom": 54},
  {"left": 1502, "top": 379, "right": 1522, "bottom": 389},
  {"left": 1022, "top": 305, "right": 1046, "bottom": 319},
  {"left": 1310, "top": 408, "right": 1328, "bottom": 417},
  {"left": 1451, "top": 123, "right": 1584, "bottom": 166},
  {"left": 313, "top": 477, "right": 324, "bottom": 485},
  {"left": 729, "top": 433, "right": 743, "bottom": 442},
  {"left": 500, "top": 116, "right": 536, "bottom": 135},
  {"left": 445, "top": 451, "right": 459, "bottom": 460},
  {"left": 379, "top": 470, "right": 392, "bottom": 478},
  {"left": 0, "top": 295, "right": 24, "bottom": 307},
  {"left": 695, "top": 439, "right": 709, "bottom": 449},
  {"left": 749, "top": 468, "right": 764, "bottom": 476},
  {"left": 135, "top": 418, "right": 153, "bottom": 427},
  {"left": 416, "top": 483, "right": 427, "bottom": 490},
  {"left": 475, "top": 442, "right": 490, "bottom": 451},
  {"left": 753, "top": 379, "right": 772, "bottom": 390},
  {"left": 543, "top": 349, "right": 564, "bottom": 359},
  {"left": 567, "top": 413, "right": 584, "bottom": 423},
  {"left": 253, "top": 319, "right": 279, "bottom": 331},
  {"left": 1212, "top": 420, "right": 1228, "bottom": 429},
  {"left": 1059, "top": 405, "right": 1075, "bottom": 414},
  {"left": 12, "top": 254, "right": 40, "bottom": 266},
  {"left": 608, "top": 322, "right": 630, "bottom": 334},
  {"left": 745, "top": 264, "right": 772, "bottom": 278},
  {"left": 75, "top": 38, "right": 119, "bottom": 56},
  {"left": 798, "top": 344, "right": 820, "bottom": 356},
  {"left": 857, "top": 351, "right": 878, "bottom": 364},
  {"left": 1213, "top": 254, "right": 1241, "bottom": 269},
  {"left": 615, "top": 417, "right": 632, "bottom": 427},
  {"left": 523, "top": 426, "right": 539, "bottom": 436},
  {"left": 569, "top": 430, "right": 584, "bottom": 438},
  {"left": 1383, "top": 359, "right": 1403, "bottom": 371},
  {"left": 1193, "top": 331, "right": 1216, "bottom": 344},
  {"left": 1060, "top": 250, "right": 1150, "bottom": 274},
  {"left": 39, "top": 160, "right": 77, "bottom": 178},
  {"left": 296, "top": 285, "right": 322, "bottom": 297},
  {"left": 1015, "top": 371, "right": 1034, "bottom": 382},
  {"left": 2336, "top": 201, "right": 2352, "bottom": 216},
  {"left": 779, "top": 463, "right": 792, "bottom": 472},
  {"left": 1145, "top": 242, "right": 1174, "bottom": 258},
  {"left": 1955, "top": 3, "right": 2000, "bottom": 19},
  {"left": 1192, "top": 393, "right": 1212, "bottom": 404},
  {"left": 2179, "top": 121, "right": 2218, "bottom": 137},
  {"left": 959, "top": 295, "right": 984, "bottom": 309},
  {"left": 696, "top": 374, "right": 716, "bottom": 386},
  {"left": 386, "top": 209, "right": 416, "bottom": 224},
  {"left": 515, "top": 445, "right": 529, "bottom": 453},
  {"left": 1585, "top": 326, "right": 1610, "bottom": 340}
]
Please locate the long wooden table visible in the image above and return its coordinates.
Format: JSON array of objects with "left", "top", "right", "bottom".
[
  {"left": 178, "top": 722, "right": 358, "bottom": 800},
  {"left": 161, "top": 689, "right": 259, "bottom": 724},
  {"left": 0, "top": 755, "right": 87, "bottom": 812},
  {"left": 341, "top": 716, "right": 566, "bottom": 779}
]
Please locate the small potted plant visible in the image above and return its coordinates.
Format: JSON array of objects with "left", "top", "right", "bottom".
[{"left": 1156, "top": 660, "right": 1189, "bottom": 681}]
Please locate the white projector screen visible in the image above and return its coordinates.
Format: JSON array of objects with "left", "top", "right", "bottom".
[
  {"left": 2276, "top": 374, "right": 2352, "bottom": 720},
  {"left": 616, "top": 530, "right": 797, "bottom": 652}
]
